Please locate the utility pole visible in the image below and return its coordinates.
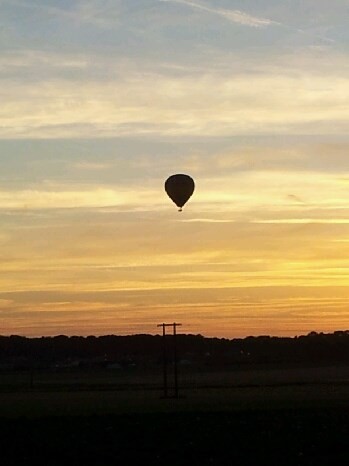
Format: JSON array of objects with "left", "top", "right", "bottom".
[
  {"left": 157, "top": 322, "right": 182, "bottom": 399},
  {"left": 173, "top": 322, "right": 179, "bottom": 399},
  {"left": 158, "top": 323, "right": 168, "bottom": 398}
]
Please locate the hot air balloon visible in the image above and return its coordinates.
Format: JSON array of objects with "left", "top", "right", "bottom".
[{"left": 165, "top": 174, "right": 195, "bottom": 211}]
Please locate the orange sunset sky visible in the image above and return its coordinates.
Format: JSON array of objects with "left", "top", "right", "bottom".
[{"left": 1, "top": 0, "right": 349, "bottom": 337}]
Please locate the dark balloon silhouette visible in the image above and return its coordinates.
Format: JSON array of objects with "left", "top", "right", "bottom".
[{"left": 165, "top": 174, "right": 195, "bottom": 211}]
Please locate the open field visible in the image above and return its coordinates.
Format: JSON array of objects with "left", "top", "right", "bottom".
[
  {"left": 0, "top": 406, "right": 348, "bottom": 465},
  {"left": 0, "top": 384, "right": 349, "bottom": 418},
  {"left": 1, "top": 363, "right": 349, "bottom": 391},
  {"left": 1, "top": 366, "right": 348, "bottom": 464}
]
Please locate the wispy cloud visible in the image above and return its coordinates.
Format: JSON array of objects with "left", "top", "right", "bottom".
[
  {"left": 4, "top": 0, "right": 120, "bottom": 28},
  {"left": 180, "top": 218, "right": 233, "bottom": 223},
  {"left": 0, "top": 187, "right": 158, "bottom": 210},
  {"left": 253, "top": 219, "right": 349, "bottom": 224},
  {"left": 74, "top": 161, "right": 113, "bottom": 171},
  {"left": 1, "top": 70, "right": 348, "bottom": 139},
  {"left": 159, "top": 0, "right": 278, "bottom": 27}
]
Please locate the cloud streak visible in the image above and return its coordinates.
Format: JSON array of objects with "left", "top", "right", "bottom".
[
  {"left": 159, "top": 0, "right": 278, "bottom": 28},
  {"left": 1, "top": 71, "right": 348, "bottom": 139}
]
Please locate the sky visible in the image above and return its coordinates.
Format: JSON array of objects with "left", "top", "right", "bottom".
[{"left": 0, "top": 0, "right": 349, "bottom": 338}]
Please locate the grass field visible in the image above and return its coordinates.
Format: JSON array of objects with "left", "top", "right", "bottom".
[
  {"left": 1, "top": 366, "right": 348, "bottom": 464},
  {"left": 1, "top": 363, "right": 349, "bottom": 391},
  {"left": 0, "top": 384, "right": 349, "bottom": 418},
  {"left": 0, "top": 406, "right": 348, "bottom": 465}
]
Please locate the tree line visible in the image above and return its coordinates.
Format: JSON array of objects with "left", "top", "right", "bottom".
[{"left": 0, "top": 331, "right": 348, "bottom": 368}]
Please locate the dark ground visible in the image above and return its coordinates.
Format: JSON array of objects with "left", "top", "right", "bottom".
[
  {"left": 1, "top": 365, "right": 349, "bottom": 465},
  {"left": 2, "top": 333, "right": 349, "bottom": 464},
  {"left": 0, "top": 408, "right": 348, "bottom": 465}
]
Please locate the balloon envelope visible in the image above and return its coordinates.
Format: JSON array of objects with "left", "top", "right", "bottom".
[{"left": 165, "top": 174, "right": 195, "bottom": 210}]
